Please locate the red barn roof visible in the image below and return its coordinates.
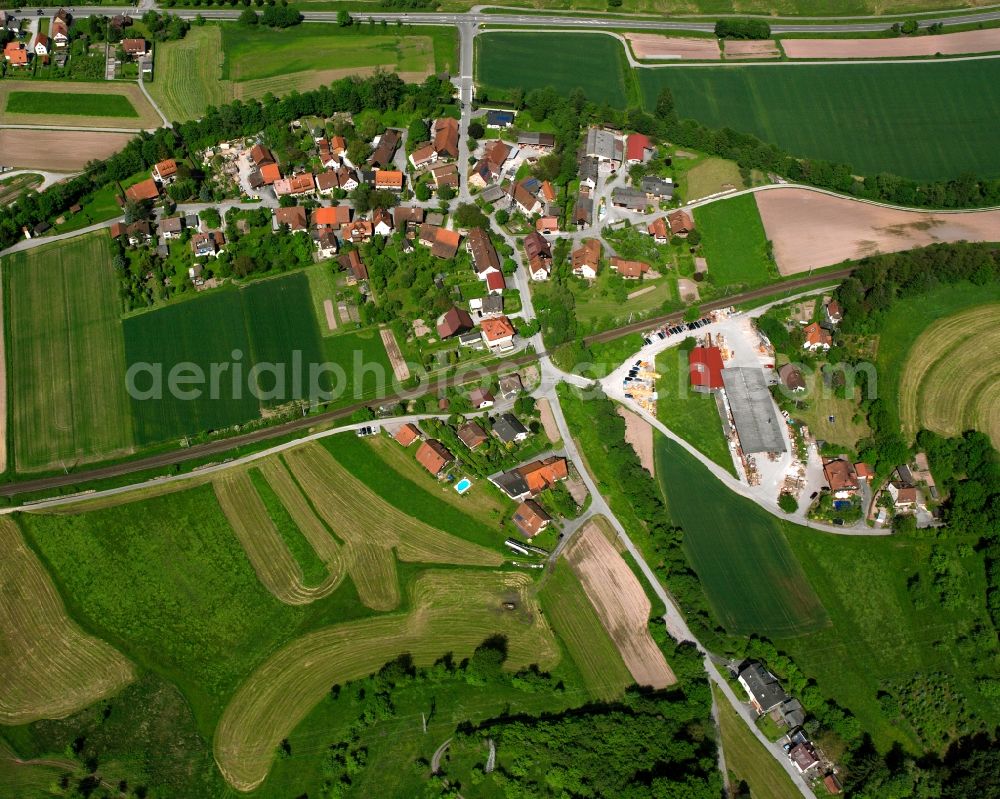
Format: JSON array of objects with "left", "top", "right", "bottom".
[
  {"left": 626, "top": 133, "right": 652, "bottom": 162},
  {"left": 689, "top": 346, "right": 724, "bottom": 390}
]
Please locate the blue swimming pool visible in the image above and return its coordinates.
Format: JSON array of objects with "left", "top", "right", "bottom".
[{"left": 454, "top": 478, "right": 472, "bottom": 494}]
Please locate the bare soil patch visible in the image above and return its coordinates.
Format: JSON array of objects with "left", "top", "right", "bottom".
[
  {"left": 617, "top": 406, "right": 655, "bottom": 476},
  {"left": 627, "top": 33, "right": 720, "bottom": 60},
  {"left": 323, "top": 299, "right": 338, "bottom": 331},
  {"left": 0, "top": 81, "right": 160, "bottom": 129},
  {"left": 782, "top": 28, "right": 1000, "bottom": 59},
  {"left": 380, "top": 327, "right": 410, "bottom": 382},
  {"left": 0, "top": 275, "right": 6, "bottom": 474},
  {"left": 756, "top": 187, "right": 1000, "bottom": 275},
  {"left": 537, "top": 397, "right": 561, "bottom": 443},
  {"left": 724, "top": 40, "right": 780, "bottom": 59},
  {"left": 627, "top": 284, "right": 657, "bottom": 300},
  {"left": 0, "top": 129, "right": 134, "bottom": 171},
  {"left": 564, "top": 520, "right": 675, "bottom": 689},
  {"left": 678, "top": 277, "right": 701, "bottom": 303}
]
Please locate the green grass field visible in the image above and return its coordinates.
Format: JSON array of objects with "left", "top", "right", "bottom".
[
  {"left": 5, "top": 91, "right": 138, "bottom": 118},
  {"left": 655, "top": 346, "right": 736, "bottom": 475},
  {"left": 476, "top": 31, "right": 630, "bottom": 107},
  {"left": 3, "top": 233, "right": 134, "bottom": 473},
  {"left": 320, "top": 328, "right": 394, "bottom": 404},
  {"left": 639, "top": 60, "right": 1000, "bottom": 181},
  {"left": 693, "top": 193, "right": 775, "bottom": 289},
  {"left": 654, "top": 434, "right": 827, "bottom": 636}
]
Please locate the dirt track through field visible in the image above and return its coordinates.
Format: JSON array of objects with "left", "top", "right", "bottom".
[
  {"left": 756, "top": 188, "right": 1000, "bottom": 275},
  {"left": 782, "top": 28, "right": 1000, "bottom": 59},
  {"left": 618, "top": 406, "right": 655, "bottom": 476},
  {"left": 0, "top": 129, "right": 135, "bottom": 171},
  {"left": 213, "top": 469, "right": 345, "bottom": 605},
  {"left": 380, "top": 327, "right": 410, "bottom": 381},
  {"left": 0, "top": 518, "right": 133, "bottom": 723},
  {"left": 214, "top": 570, "right": 559, "bottom": 791},
  {"left": 564, "top": 521, "right": 675, "bottom": 689}
]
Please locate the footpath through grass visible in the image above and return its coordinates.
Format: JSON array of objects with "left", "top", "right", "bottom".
[
  {"left": 693, "top": 193, "right": 775, "bottom": 290},
  {"left": 6, "top": 91, "right": 139, "bottom": 118},
  {"left": 654, "top": 434, "right": 827, "bottom": 637}
]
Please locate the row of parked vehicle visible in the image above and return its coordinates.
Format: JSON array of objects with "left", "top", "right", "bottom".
[{"left": 642, "top": 317, "right": 713, "bottom": 346}]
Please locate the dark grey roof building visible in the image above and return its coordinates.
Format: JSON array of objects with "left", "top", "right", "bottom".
[
  {"left": 738, "top": 662, "right": 789, "bottom": 714},
  {"left": 722, "top": 368, "right": 788, "bottom": 454},
  {"left": 493, "top": 413, "right": 529, "bottom": 444}
]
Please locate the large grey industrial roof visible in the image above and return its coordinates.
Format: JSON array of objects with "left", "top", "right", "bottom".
[{"left": 722, "top": 367, "right": 787, "bottom": 454}]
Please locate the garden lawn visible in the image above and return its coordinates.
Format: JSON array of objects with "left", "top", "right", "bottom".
[
  {"left": 655, "top": 346, "right": 736, "bottom": 476},
  {"left": 475, "top": 31, "right": 632, "bottom": 107},
  {"left": 4, "top": 233, "right": 134, "bottom": 472},
  {"left": 5, "top": 91, "right": 139, "bottom": 118},
  {"left": 638, "top": 60, "right": 1000, "bottom": 181},
  {"left": 17, "top": 484, "right": 375, "bottom": 735},
  {"left": 654, "top": 434, "right": 827, "bottom": 637},
  {"left": 693, "top": 193, "right": 774, "bottom": 289}
]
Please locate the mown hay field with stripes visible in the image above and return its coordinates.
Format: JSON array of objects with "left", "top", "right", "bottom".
[
  {"left": 3, "top": 232, "right": 135, "bottom": 473},
  {"left": 0, "top": 518, "right": 133, "bottom": 725},
  {"left": 213, "top": 569, "right": 560, "bottom": 791},
  {"left": 898, "top": 303, "right": 1000, "bottom": 450}
]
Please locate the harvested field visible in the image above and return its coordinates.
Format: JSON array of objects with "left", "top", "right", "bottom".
[
  {"left": 564, "top": 520, "right": 675, "bottom": 690},
  {"left": 0, "top": 517, "right": 134, "bottom": 724},
  {"left": 782, "top": 28, "right": 1000, "bottom": 59},
  {"left": 282, "top": 443, "right": 502, "bottom": 610},
  {"left": 380, "top": 326, "right": 410, "bottom": 382},
  {"left": 537, "top": 397, "right": 561, "bottom": 443},
  {"left": 756, "top": 187, "right": 1000, "bottom": 275},
  {"left": 214, "top": 569, "right": 559, "bottom": 791},
  {"left": 724, "top": 40, "right": 781, "bottom": 59},
  {"left": 0, "top": 81, "right": 159, "bottom": 129},
  {"left": 627, "top": 33, "right": 720, "bottom": 60},
  {"left": 0, "top": 129, "right": 134, "bottom": 171},
  {"left": 618, "top": 406, "right": 655, "bottom": 476},
  {"left": 213, "top": 470, "right": 344, "bottom": 605},
  {"left": 898, "top": 304, "right": 1000, "bottom": 449}
]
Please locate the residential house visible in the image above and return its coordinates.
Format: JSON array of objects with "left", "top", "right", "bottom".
[
  {"left": 317, "top": 138, "right": 339, "bottom": 168},
  {"left": 480, "top": 184, "right": 507, "bottom": 205},
  {"left": 338, "top": 250, "right": 367, "bottom": 283},
  {"left": 159, "top": 216, "right": 185, "bottom": 239},
  {"left": 486, "top": 109, "right": 514, "bottom": 128},
  {"left": 536, "top": 217, "right": 559, "bottom": 235},
  {"left": 611, "top": 187, "right": 648, "bottom": 212},
  {"left": 481, "top": 316, "right": 516, "bottom": 352},
  {"left": 430, "top": 163, "right": 459, "bottom": 192},
  {"left": 335, "top": 166, "right": 359, "bottom": 191},
  {"left": 249, "top": 144, "right": 275, "bottom": 168},
  {"left": 609, "top": 257, "right": 649, "bottom": 280},
  {"left": 191, "top": 230, "right": 225, "bottom": 257},
  {"left": 436, "top": 306, "right": 474, "bottom": 339},
  {"left": 457, "top": 420, "right": 489, "bottom": 450},
  {"left": 259, "top": 163, "right": 282, "bottom": 186},
  {"left": 469, "top": 387, "right": 494, "bottom": 409},
  {"left": 33, "top": 33, "right": 49, "bottom": 57},
  {"left": 518, "top": 456, "right": 568, "bottom": 495},
  {"left": 433, "top": 117, "right": 459, "bottom": 160},
  {"left": 573, "top": 191, "right": 594, "bottom": 228},
  {"left": 415, "top": 439, "right": 454, "bottom": 477},
  {"left": 394, "top": 422, "right": 421, "bottom": 447},
  {"left": 512, "top": 500, "right": 552, "bottom": 538},
  {"left": 393, "top": 206, "right": 424, "bottom": 233},
  {"left": 314, "top": 230, "right": 338, "bottom": 259},
  {"left": 275, "top": 205, "right": 308, "bottom": 232},
  {"left": 375, "top": 170, "right": 404, "bottom": 192},
  {"left": 577, "top": 156, "right": 599, "bottom": 189},
  {"left": 855, "top": 462, "right": 875, "bottom": 483},
  {"left": 517, "top": 131, "right": 555, "bottom": 150},
  {"left": 737, "top": 662, "right": 789, "bottom": 715},
  {"left": 789, "top": 742, "right": 820, "bottom": 774},
  {"left": 493, "top": 413, "right": 530, "bottom": 445},
  {"left": 50, "top": 18, "right": 69, "bottom": 48},
  {"left": 409, "top": 143, "right": 437, "bottom": 170},
  {"left": 124, "top": 221, "right": 152, "bottom": 246},
  {"left": 825, "top": 299, "right": 843, "bottom": 325},
  {"left": 341, "top": 219, "right": 373, "bottom": 243},
  {"left": 125, "top": 178, "right": 160, "bottom": 203},
  {"left": 689, "top": 346, "right": 725, "bottom": 392},
  {"left": 499, "top": 373, "right": 523, "bottom": 399},
  {"left": 647, "top": 217, "right": 669, "bottom": 244},
  {"left": 626, "top": 133, "right": 654, "bottom": 165},
  {"left": 369, "top": 129, "right": 401, "bottom": 168},
  {"left": 571, "top": 238, "right": 601, "bottom": 280},
  {"left": 469, "top": 140, "right": 511, "bottom": 188},
  {"left": 313, "top": 205, "right": 351, "bottom": 229},
  {"left": 509, "top": 180, "right": 541, "bottom": 216},
  {"left": 803, "top": 322, "right": 833, "bottom": 351},
  {"left": 152, "top": 158, "right": 178, "bottom": 183},
  {"left": 888, "top": 481, "right": 920, "bottom": 510},
  {"left": 468, "top": 227, "right": 501, "bottom": 278},
  {"left": 372, "top": 208, "right": 394, "bottom": 237},
  {"left": 330, "top": 135, "right": 346, "bottom": 159},
  {"left": 274, "top": 172, "right": 315, "bottom": 197},
  {"left": 540, "top": 180, "right": 556, "bottom": 204},
  {"left": 485, "top": 272, "right": 506, "bottom": 295},
  {"left": 122, "top": 38, "right": 147, "bottom": 58},
  {"left": 779, "top": 698, "right": 806, "bottom": 729},
  {"left": 778, "top": 363, "right": 806, "bottom": 392},
  {"left": 641, "top": 176, "right": 674, "bottom": 200},
  {"left": 823, "top": 458, "right": 859, "bottom": 498},
  {"left": 459, "top": 329, "right": 487, "bottom": 349},
  {"left": 667, "top": 209, "right": 694, "bottom": 236},
  {"left": 584, "top": 126, "right": 623, "bottom": 166},
  {"left": 479, "top": 295, "right": 504, "bottom": 318},
  {"left": 431, "top": 227, "right": 461, "bottom": 260}
]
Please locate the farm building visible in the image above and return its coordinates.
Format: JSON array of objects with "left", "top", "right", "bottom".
[
  {"left": 338, "top": 250, "right": 368, "bottom": 282},
  {"left": 436, "top": 306, "right": 474, "bottom": 339},
  {"left": 125, "top": 178, "right": 160, "bottom": 203},
  {"left": 314, "top": 205, "right": 351, "bottom": 228},
  {"left": 584, "top": 127, "right": 623, "bottom": 165},
  {"left": 394, "top": 423, "right": 421, "bottom": 447},
  {"left": 626, "top": 133, "right": 654, "bottom": 164},
  {"left": 611, "top": 187, "right": 648, "bottom": 212},
  {"left": 641, "top": 176, "right": 674, "bottom": 200},
  {"left": 431, "top": 227, "right": 461, "bottom": 259},
  {"left": 738, "top": 662, "right": 789, "bottom": 715},
  {"left": 512, "top": 500, "right": 552, "bottom": 538},
  {"left": 721, "top": 368, "right": 787, "bottom": 454},
  {"left": 433, "top": 117, "right": 459, "bottom": 160},
  {"left": 518, "top": 131, "right": 555, "bottom": 149},
  {"left": 415, "top": 439, "right": 454, "bottom": 476},
  {"left": 689, "top": 346, "right": 725, "bottom": 393}
]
